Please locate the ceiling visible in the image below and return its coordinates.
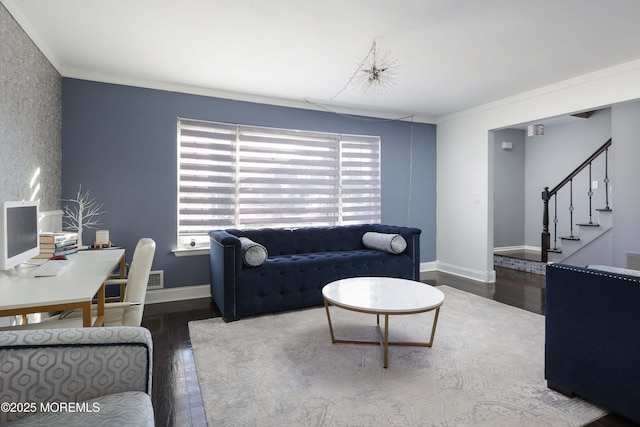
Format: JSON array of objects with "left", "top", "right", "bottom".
[{"left": 4, "top": 0, "right": 640, "bottom": 123}]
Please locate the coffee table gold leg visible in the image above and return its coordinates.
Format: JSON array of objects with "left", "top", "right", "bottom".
[
  {"left": 427, "top": 307, "right": 441, "bottom": 346},
  {"left": 323, "top": 301, "right": 442, "bottom": 369},
  {"left": 383, "top": 314, "right": 390, "bottom": 368},
  {"left": 324, "top": 300, "right": 336, "bottom": 343}
]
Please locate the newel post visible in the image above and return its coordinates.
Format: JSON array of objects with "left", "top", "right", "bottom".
[{"left": 541, "top": 187, "right": 550, "bottom": 263}]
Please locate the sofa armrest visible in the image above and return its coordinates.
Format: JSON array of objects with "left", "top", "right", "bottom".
[
  {"left": 371, "top": 224, "right": 421, "bottom": 280},
  {"left": 0, "top": 326, "right": 152, "bottom": 424},
  {"left": 209, "top": 230, "right": 243, "bottom": 320}
]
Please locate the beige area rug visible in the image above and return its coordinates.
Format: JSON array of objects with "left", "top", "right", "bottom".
[{"left": 188, "top": 285, "right": 605, "bottom": 426}]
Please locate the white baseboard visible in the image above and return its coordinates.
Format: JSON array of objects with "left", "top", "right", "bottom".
[
  {"left": 436, "top": 261, "right": 496, "bottom": 283},
  {"left": 145, "top": 284, "right": 210, "bottom": 304},
  {"left": 420, "top": 261, "right": 437, "bottom": 272},
  {"left": 145, "top": 261, "right": 491, "bottom": 305}
]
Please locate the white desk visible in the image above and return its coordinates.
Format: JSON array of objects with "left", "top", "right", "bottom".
[{"left": 0, "top": 248, "right": 125, "bottom": 327}]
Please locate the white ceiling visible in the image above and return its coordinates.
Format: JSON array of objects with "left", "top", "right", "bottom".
[{"left": 4, "top": 0, "right": 640, "bottom": 123}]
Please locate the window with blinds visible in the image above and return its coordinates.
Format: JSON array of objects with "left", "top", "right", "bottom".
[{"left": 178, "top": 118, "right": 381, "bottom": 247}]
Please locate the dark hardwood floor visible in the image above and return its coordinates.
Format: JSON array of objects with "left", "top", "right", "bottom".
[
  {"left": 141, "top": 267, "right": 638, "bottom": 427},
  {"left": 142, "top": 298, "right": 217, "bottom": 427}
]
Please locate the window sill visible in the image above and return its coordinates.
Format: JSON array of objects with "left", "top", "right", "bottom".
[{"left": 172, "top": 247, "right": 209, "bottom": 257}]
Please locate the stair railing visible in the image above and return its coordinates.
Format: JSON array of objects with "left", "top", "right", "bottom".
[{"left": 541, "top": 138, "right": 612, "bottom": 262}]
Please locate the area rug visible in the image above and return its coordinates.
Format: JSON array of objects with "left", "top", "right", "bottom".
[{"left": 188, "top": 285, "right": 605, "bottom": 426}]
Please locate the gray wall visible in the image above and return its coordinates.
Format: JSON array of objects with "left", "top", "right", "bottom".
[
  {"left": 493, "top": 129, "right": 525, "bottom": 248},
  {"left": 62, "top": 79, "right": 437, "bottom": 289},
  {"left": 0, "top": 3, "right": 61, "bottom": 209},
  {"left": 611, "top": 100, "right": 640, "bottom": 267}
]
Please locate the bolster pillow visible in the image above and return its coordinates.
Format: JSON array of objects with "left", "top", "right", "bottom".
[
  {"left": 362, "top": 232, "right": 407, "bottom": 254},
  {"left": 239, "top": 237, "right": 268, "bottom": 266}
]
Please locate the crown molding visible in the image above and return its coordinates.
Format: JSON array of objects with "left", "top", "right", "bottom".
[
  {"left": 437, "top": 57, "right": 640, "bottom": 126},
  {"left": 63, "top": 67, "right": 436, "bottom": 124}
]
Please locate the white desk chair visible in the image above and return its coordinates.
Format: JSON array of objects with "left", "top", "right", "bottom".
[{"left": 1, "top": 238, "right": 156, "bottom": 330}]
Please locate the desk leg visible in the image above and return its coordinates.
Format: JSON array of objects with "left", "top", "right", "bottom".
[
  {"left": 118, "top": 255, "right": 126, "bottom": 302},
  {"left": 93, "top": 283, "right": 106, "bottom": 327},
  {"left": 82, "top": 300, "right": 93, "bottom": 327}
]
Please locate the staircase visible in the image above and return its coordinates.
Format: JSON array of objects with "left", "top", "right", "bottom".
[
  {"left": 541, "top": 139, "right": 612, "bottom": 264},
  {"left": 494, "top": 204, "right": 612, "bottom": 276},
  {"left": 494, "top": 139, "right": 613, "bottom": 275},
  {"left": 546, "top": 207, "right": 612, "bottom": 265}
]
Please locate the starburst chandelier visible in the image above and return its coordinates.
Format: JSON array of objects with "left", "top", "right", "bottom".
[
  {"left": 329, "top": 40, "right": 399, "bottom": 101},
  {"left": 351, "top": 41, "right": 399, "bottom": 97}
]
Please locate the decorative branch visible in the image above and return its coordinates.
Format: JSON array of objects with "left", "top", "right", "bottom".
[{"left": 62, "top": 185, "right": 106, "bottom": 231}]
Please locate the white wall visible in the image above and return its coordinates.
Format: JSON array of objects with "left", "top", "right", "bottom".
[
  {"left": 437, "top": 115, "right": 495, "bottom": 281},
  {"left": 437, "top": 59, "right": 640, "bottom": 283},
  {"left": 611, "top": 101, "right": 640, "bottom": 268}
]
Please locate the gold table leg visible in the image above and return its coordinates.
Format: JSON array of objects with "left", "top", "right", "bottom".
[{"left": 323, "top": 300, "right": 442, "bottom": 368}]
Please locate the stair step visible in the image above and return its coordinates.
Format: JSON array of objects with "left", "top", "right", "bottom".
[
  {"left": 560, "top": 236, "right": 580, "bottom": 241},
  {"left": 548, "top": 248, "right": 562, "bottom": 253},
  {"left": 596, "top": 208, "right": 612, "bottom": 212},
  {"left": 576, "top": 223, "right": 599, "bottom": 227}
]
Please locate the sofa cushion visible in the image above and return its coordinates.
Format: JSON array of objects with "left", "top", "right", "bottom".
[
  {"left": 5, "top": 391, "right": 154, "bottom": 427},
  {"left": 239, "top": 237, "right": 268, "bottom": 266},
  {"left": 362, "top": 231, "right": 407, "bottom": 254},
  {"left": 235, "top": 249, "right": 414, "bottom": 318}
]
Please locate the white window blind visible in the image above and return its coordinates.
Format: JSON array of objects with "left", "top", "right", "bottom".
[{"left": 178, "top": 118, "right": 381, "bottom": 245}]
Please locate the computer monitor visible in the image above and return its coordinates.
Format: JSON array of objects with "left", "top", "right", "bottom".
[{"left": 0, "top": 200, "right": 40, "bottom": 270}]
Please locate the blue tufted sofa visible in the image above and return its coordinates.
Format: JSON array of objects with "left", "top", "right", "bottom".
[
  {"left": 545, "top": 263, "right": 640, "bottom": 423},
  {"left": 209, "top": 224, "right": 421, "bottom": 321}
]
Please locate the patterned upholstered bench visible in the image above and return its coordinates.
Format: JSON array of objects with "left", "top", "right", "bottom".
[{"left": 0, "top": 326, "right": 154, "bottom": 426}]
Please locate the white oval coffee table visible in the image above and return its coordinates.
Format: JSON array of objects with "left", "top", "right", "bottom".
[{"left": 322, "top": 277, "right": 445, "bottom": 368}]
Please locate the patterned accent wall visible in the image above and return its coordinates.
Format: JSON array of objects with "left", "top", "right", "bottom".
[{"left": 0, "top": 3, "right": 62, "bottom": 210}]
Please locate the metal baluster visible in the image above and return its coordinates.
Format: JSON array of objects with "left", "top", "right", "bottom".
[
  {"left": 588, "top": 162, "right": 594, "bottom": 224},
  {"left": 604, "top": 147, "right": 610, "bottom": 209},
  {"left": 569, "top": 179, "right": 575, "bottom": 238},
  {"left": 553, "top": 193, "right": 558, "bottom": 250}
]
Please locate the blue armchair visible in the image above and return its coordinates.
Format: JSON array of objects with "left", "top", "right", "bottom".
[{"left": 545, "top": 263, "right": 640, "bottom": 423}]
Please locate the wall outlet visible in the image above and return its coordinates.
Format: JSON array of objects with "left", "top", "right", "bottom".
[{"left": 591, "top": 180, "right": 599, "bottom": 189}]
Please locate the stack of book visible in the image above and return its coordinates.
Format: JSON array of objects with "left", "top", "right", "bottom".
[{"left": 35, "top": 232, "right": 79, "bottom": 259}]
